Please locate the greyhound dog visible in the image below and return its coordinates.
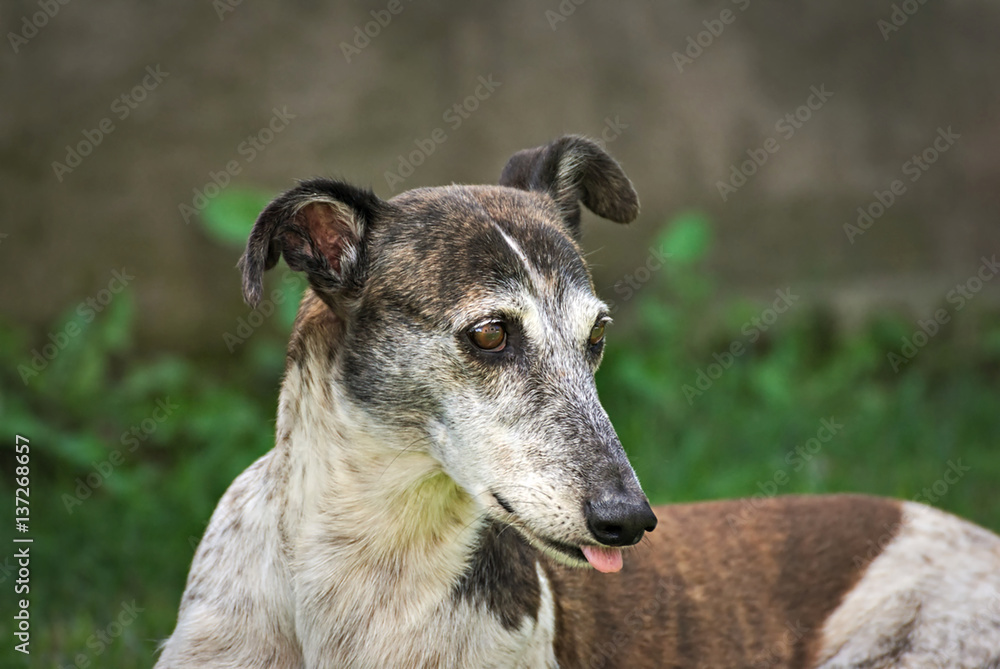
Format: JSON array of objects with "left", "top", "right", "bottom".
[{"left": 157, "top": 136, "right": 1000, "bottom": 668}]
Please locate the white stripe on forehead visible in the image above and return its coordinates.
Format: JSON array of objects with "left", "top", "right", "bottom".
[
  {"left": 491, "top": 221, "right": 545, "bottom": 286},
  {"left": 489, "top": 220, "right": 608, "bottom": 346},
  {"left": 491, "top": 220, "right": 550, "bottom": 344}
]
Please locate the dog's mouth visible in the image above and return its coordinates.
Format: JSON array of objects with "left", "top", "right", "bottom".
[
  {"left": 490, "top": 492, "right": 624, "bottom": 573},
  {"left": 538, "top": 536, "right": 624, "bottom": 573}
]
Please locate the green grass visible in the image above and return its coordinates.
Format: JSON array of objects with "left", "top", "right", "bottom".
[{"left": 2, "top": 212, "right": 999, "bottom": 667}]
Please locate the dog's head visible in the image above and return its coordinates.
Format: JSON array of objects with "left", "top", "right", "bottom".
[{"left": 240, "top": 136, "right": 656, "bottom": 572}]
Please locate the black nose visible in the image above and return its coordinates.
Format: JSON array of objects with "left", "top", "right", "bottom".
[{"left": 585, "top": 496, "right": 658, "bottom": 546}]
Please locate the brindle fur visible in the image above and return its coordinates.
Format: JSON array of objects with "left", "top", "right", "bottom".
[{"left": 157, "top": 136, "right": 1000, "bottom": 668}]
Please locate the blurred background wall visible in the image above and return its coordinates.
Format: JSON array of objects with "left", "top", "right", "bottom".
[
  {"left": 4, "top": 2, "right": 1000, "bottom": 666},
  {"left": 4, "top": 0, "right": 1000, "bottom": 348}
]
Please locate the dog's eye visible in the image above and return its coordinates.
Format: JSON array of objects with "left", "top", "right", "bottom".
[
  {"left": 469, "top": 322, "right": 507, "bottom": 352},
  {"left": 589, "top": 319, "right": 609, "bottom": 347}
]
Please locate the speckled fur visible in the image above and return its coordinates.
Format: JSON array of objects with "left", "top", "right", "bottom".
[{"left": 156, "top": 137, "right": 1000, "bottom": 668}]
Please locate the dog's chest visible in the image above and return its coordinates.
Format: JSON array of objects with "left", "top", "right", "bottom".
[
  {"left": 293, "top": 522, "right": 559, "bottom": 668},
  {"left": 309, "top": 594, "right": 556, "bottom": 669}
]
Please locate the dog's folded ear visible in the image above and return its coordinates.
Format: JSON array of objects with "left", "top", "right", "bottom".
[
  {"left": 499, "top": 135, "right": 639, "bottom": 237},
  {"left": 238, "top": 179, "right": 384, "bottom": 309}
]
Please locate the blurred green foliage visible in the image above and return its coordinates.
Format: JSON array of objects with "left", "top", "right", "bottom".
[
  {"left": 600, "top": 216, "right": 1000, "bottom": 516},
  {"left": 201, "top": 189, "right": 273, "bottom": 247},
  {"left": 2, "top": 206, "right": 999, "bottom": 667}
]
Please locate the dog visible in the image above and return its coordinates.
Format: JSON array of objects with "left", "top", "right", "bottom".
[{"left": 156, "top": 136, "right": 1000, "bottom": 668}]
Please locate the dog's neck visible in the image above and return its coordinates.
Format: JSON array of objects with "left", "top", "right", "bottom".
[
  {"left": 264, "top": 305, "right": 554, "bottom": 666},
  {"left": 276, "top": 301, "right": 466, "bottom": 541},
  {"left": 275, "top": 354, "right": 485, "bottom": 576}
]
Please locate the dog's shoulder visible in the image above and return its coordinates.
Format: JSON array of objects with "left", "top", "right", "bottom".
[{"left": 155, "top": 449, "right": 301, "bottom": 668}]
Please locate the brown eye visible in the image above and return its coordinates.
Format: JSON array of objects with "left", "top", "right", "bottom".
[
  {"left": 469, "top": 322, "right": 506, "bottom": 351},
  {"left": 589, "top": 320, "right": 608, "bottom": 347}
]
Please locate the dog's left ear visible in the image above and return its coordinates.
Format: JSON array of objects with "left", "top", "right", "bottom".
[
  {"left": 238, "top": 179, "right": 384, "bottom": 311},
  {"left": 499, "top": 135, "right": 639, "bottom": 238}
]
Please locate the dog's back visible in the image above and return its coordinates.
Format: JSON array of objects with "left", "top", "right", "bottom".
[
  {"left": 548, "top": 495, "right": 1000, "bottom": 668},
  {"left": 159, "top": 483, "right": 1000, "bottom": 667}
]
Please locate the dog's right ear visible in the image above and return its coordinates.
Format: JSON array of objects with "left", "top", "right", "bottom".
[
  {"left": 238, "top": 179, "right": 384, "bottom": 310},
  {"left": 499, "top": 135, "right": 639, "bottom": 239}
]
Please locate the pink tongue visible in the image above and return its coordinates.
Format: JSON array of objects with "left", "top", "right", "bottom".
[{"left": 581, "top": 545, "right": 623, "bottom": 573}]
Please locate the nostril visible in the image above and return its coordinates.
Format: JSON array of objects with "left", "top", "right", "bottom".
[
  {"left": 591, "top": 521, "right": 623, "bottom": 543},
  {"left": 585, "top": 497, "right": 657, "bottom": 547}
]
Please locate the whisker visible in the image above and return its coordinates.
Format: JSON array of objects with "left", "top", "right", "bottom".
[
  {"left": 457, "top": 509, "right": 494, "bottom": 535},
  {"left": 490, "top": 484, "right": 556, "bottom": 503},
  {"left": 376, "top": 434, "right": 432, "bottom": 481}
]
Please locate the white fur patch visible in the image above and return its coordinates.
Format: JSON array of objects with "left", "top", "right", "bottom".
[
  {"left": 493, "top": 221, "right": 536, "bottom": 281},
  {"left": 529, "top": 562, "right": 560, "bottom": 667},
  {"left": 816, "top": 502, "right": 1000, "bottom": 667}
]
